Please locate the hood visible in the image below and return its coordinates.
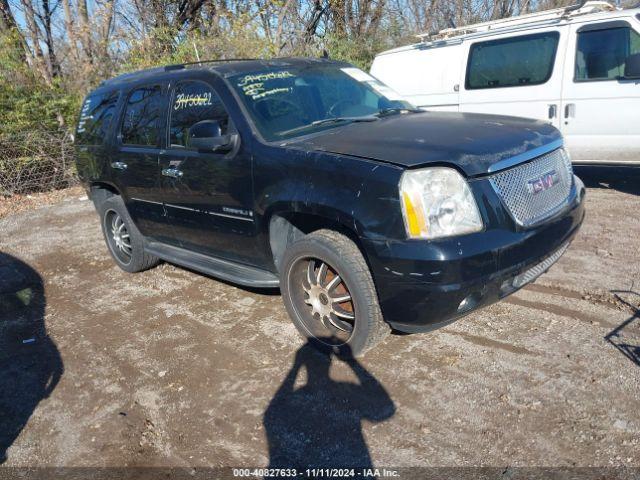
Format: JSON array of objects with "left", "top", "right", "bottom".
[{"left": 288, "top": 111, "right": 562, "bottom": 177}]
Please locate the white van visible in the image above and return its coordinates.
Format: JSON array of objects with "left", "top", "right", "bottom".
[{"left": 371, "top": 1, "right": 640, "bottom": 165}]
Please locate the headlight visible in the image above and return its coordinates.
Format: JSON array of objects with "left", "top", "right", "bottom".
[{"left": 399, "top": 167, "right": 483, "bottom": 240}]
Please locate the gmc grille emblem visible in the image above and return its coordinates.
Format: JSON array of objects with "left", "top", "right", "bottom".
[{"left": 527, "top": 170, "right": 560, "bottom": 194}]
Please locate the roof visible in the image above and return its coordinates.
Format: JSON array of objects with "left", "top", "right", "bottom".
[
  {"left": 376, "top": 2, "right": 639, "bottom": 57},
  {"left": 98, "top": 57, "right": 348, "bottom": 90}
]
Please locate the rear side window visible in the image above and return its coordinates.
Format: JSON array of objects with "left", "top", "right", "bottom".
[
  {"left": 121, "top": 85, "right": 163, "bottom": 146},
  {"left": 466, "top": 32, "right": 560, "bottom": 89},
  {"left": 169, "top": 81, "right": 230, "bottom": 149},
  {"left": 575, "top": 26, "right": 640, "bottom": 81},
  {"left": 76, "top": 91, "right": 119, "bottom": 145}
]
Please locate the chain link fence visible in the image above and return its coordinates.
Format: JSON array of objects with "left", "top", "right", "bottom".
[{"left": 0, "top": 131, "right": 78, "bottom": 197}]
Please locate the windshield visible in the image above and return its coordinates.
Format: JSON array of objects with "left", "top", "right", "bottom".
[{"left": 227, "top": 64, "right": 416, "bottom": 141}]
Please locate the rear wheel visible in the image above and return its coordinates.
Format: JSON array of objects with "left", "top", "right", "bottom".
[
  {"left": 105, "top": 209, "right": 133, "bottom": 264},
  {"left": 98, "top": 195, "right": 160, "bottom": 273},
  {"left": 280, "top": 229, "right": 390, "bottom": 357}
]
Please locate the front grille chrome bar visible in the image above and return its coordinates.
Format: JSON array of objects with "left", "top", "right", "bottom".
[{"left": 489, "top": 147, "right": 573, "bottom": 227}]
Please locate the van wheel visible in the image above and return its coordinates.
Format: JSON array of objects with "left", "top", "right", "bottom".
[
  {"left": 98, "top": 195, "right": 160, "bottom": 273},
  {"left": 280, "top": 229, "right": 390, "bottom": 357}
]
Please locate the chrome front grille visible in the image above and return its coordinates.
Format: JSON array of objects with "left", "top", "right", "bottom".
[{"left": 490, "top": 147, "right": 573, "bottom": 227}]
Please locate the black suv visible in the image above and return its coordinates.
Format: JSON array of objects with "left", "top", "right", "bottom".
[{"left": 75, "top": 58, "right": 585, "bottom": 356}]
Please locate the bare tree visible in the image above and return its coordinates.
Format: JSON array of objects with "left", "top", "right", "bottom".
[
  {"left": 0, "top": 0, "right": 18, "bottom": 30},
  {"left": 21, "top": 0, "right": 53, "bottom": 82},
  {"left": 38, "top": 0, "right": 61, "bottom": 76}
]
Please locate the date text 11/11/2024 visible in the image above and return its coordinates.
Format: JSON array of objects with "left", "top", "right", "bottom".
[{"left": 232, "top": 468, "right": 400, "bottom": 477}]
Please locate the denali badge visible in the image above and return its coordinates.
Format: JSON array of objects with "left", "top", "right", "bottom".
[{"left": 527, "top": 170, "right": 559, "bottom": 194}]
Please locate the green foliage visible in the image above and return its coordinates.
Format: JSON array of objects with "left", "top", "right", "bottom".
[
  {"left": 0, "top": 32, "right": 80, "bottom": 136},
  {"left": 0, "top": 31, "right": 79, "bottom": 194},
  {"left": 122, "top": 27, "right": 188, "bottom": 71},
  {"left": 324, "top": 33, "right": 395, "bottom": 71},
  {"left": 123, "top": 16, "right": 277, "bottom": 74},
  {"left": 0, "top": 85, "right": 80, "bottom": 134},
  {"left": 0, "top": 30, "right": 25, "bottom": 81}
]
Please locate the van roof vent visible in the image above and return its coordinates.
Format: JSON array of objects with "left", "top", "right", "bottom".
[{"left": 417, "top": 1, "right": 617, "bottom": 41}]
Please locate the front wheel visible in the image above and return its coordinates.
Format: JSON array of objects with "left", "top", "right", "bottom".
[{"left": 280, "top": 230, "right": 390, "bottom": 357}]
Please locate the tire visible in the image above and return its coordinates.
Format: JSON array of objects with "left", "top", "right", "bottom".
[
  {"left": 97, "top": 195, "right": 160, "bottom": 273},
  {"left": 280, "top": 229, "right": 390, "bottom": 357}
]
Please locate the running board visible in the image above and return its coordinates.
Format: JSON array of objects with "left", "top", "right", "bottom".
[{"left": 145, "top": 241, "right": 280, "bottom": 288}]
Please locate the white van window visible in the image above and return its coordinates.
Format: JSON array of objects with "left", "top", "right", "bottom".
[
  {"left": 575, "top": 26, "right": 640, "bottom": 81},
  {"left": 466, "top": 32, "right": 560, "bottom": 90}
]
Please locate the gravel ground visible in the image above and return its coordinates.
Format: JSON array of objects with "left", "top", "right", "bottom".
[
  {"left": 0, "top": 186, "right": 84, "bottom": 220},
  {"left": 0, "top": 166, "right": 638, "bottom": 471}
]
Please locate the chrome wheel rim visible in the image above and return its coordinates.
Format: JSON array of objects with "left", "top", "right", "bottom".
[
  {"left": 105, "top": 210, "right": 132, "bottom": 264},
  {"left": 290, "top": 257, "right": 356, "bottom": 344}
]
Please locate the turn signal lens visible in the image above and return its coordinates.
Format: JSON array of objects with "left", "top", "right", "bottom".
[
  {"left": 401, "top": 191, "right": 425, "bottom": 237},
  {"left": 399, "top": 167, "right": 483, "bottom": 240}
]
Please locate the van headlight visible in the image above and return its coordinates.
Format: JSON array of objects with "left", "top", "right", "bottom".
[{"left": 399, "top": 167, "right": 483, "bottom": 240}]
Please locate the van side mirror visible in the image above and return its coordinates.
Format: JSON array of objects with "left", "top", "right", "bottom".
[
  {"left": 624, "top": 53, "right": 640, "bottom": 79},
  {"left": 187, "top": 119, "right": 236, "bottom": 152}
]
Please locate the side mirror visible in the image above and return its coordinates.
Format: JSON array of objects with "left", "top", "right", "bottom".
[
  {"left": 624, "top": 53, "right": 640, "bottom": 79},
  {"left": 187, "top": 119, "right": 236, "bottom": 152}
]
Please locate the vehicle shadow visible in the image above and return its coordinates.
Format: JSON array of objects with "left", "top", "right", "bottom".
[
  {"left": 0, "top": 252, "right": 63, "bottom": 464},
  {"left": 605, "top": 290, "right": 640, "bottom": 367},
  {"left": 263, "top": 340, "right": 395, "bottom": 468},
  {"left": 573, "top": 165, "right": 640, "bottom": 196}
]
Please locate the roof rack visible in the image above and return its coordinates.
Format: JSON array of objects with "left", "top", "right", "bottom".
[
  {"left": 98, "top": 58, "right": 262, "bottom": 87},
  {"left": 163, "top": 58, "right": 262, "bottom": 71},
  {"left": 417, "top": 1, "right": 617, "bottom": 41},
  {"left": 98, "top": 66, "right": 166, "bottom": 86}
]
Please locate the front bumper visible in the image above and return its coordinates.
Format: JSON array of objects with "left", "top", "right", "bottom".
[{"left": 361, "top": 175, "right": 586, "bottom": 333}]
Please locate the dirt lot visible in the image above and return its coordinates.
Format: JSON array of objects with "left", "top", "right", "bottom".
[{"left": 0, "top": 166, "right": 639, "bottom": 470}]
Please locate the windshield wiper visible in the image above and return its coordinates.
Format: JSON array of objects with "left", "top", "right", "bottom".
[
  {"left": 311, "top": 115, "right": 378, "bottom": 126},
  {"left": 278, "top": 115, "right": 378, "bottom": 137},
  {"left": 376, "top": 107, "right": 423, "bottom": 117}
]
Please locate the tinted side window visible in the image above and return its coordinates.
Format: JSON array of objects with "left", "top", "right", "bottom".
[
  {"left": 76, "top": 91, "right": 119, "bottom": 145},
  {"left": 169, "top": 81, "right": 229, "bottom": 149},
  {"left": 121, "top": 86, "right": 163, "bottom": 146},
  {"left": 575, "top": 27, "right": 640, "bottom": 81},
  {"left": 466, "top": 32, "right": 560, "bottom": 89}
]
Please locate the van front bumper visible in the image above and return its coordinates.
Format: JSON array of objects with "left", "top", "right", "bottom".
[{"left": 361, "top": 177, "right": 586, "bottom": 333}]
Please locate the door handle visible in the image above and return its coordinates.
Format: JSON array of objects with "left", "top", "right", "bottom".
[
  {"left": 110, "top": 161, "right": 127, "bottom": 171},
  {"left": 564, "top": 103, "right": 575, "bottom": 118},
  {"left": 162, "top": 167, "right": 183, "bottom": 179},
  {"left": 548, "top": 104, "right": 557, "bottom": 120}
]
